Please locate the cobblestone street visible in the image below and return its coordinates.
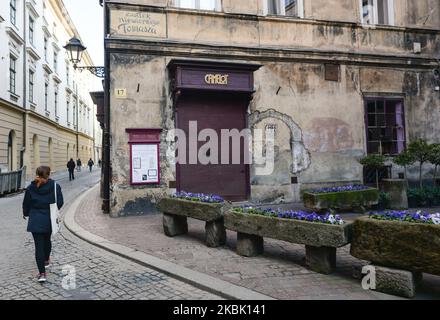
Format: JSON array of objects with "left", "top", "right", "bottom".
[
  {"left": 75, "top": 186, "right": 440, "bottom": 300},
  {"left": 0, "top": 171, "right": 221, "bottom": 300}
]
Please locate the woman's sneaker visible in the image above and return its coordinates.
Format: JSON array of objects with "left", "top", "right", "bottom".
[{"left": 37, "top": 273, "right": 47, "bottom": 283}]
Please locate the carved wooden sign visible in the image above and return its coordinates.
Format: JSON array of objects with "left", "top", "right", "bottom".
[{"left": 110, "top": 10, "right": 166, "bottom": 38}]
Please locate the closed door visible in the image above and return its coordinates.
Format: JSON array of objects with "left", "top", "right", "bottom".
[{"left": 176, "top": 92, "right": 249, "bottom": 201}]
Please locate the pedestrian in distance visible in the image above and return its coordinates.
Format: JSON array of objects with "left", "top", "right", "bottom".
[
  {"left": 76, "top": 159, "right": 82, "bottom": 172},
  {"left": 88, "top": 158, "right": 94, "bottom": 173},
  {"left": 98, "top": 159, "right": 102, "bottom": 168},
  {"left": 22, "top": 166, "right": 64, "bottom": 283},
  {"left": 67, "top": 158, "right": 76, "bottom": 181}
]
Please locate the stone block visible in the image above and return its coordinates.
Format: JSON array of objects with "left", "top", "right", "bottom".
[
  {"left": 236, "top": 233, "right": 264, "bottom": 257},
  {"left": 205, "top": 219, "right": 227, "bottom": 248},
  {"left": 382, "top": 179, "right": 408, "bottom": 210},
  {"left": 371, "top": 265, "right": 421, "bottom": 299},
  {"left": 163, "top": 213, "right": 188, "bottom": 237},
  {"left": 305, "top": 246, "right": 336, "bottom": 275}
]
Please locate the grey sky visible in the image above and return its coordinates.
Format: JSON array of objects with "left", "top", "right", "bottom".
[{"left": 63, "top": 0, "right": 104, "bottom": 66}]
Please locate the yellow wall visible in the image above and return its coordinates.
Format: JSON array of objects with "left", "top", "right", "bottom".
[{"left": 0, "top": 103, "right": 23, "bottom": 172}]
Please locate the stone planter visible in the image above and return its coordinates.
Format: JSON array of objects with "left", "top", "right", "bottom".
[
  {"left": 224, "top": 210, "right": 353, "bottom": 274},
  {"left": 351, "top": 217, "right": 440, "bottom": 276},
  {"left": 351, "top": 216, "right": 440, "bottom": 297},
  {"left": 381, "top": 179, "right": 408, "bottom": 210},
  {"left": 157, "top": 197, "right": 230, "bottom": 248},
  {"left": 303, "top": 188, "right": 379, "bottom": 213}
]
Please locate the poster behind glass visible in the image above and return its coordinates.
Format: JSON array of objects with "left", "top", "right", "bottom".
[{"left": 131, "top": 144, "right": 159, "bottom": 184}]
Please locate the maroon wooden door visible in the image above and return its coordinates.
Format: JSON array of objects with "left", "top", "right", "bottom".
[{"left": 176, "top": 92, "right": 249, "bottom": 201}]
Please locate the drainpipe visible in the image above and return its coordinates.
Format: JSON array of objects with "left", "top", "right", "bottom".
[
  {"left": 102, "top": 0, "right": 110, "bottom": 213},
  {"left": 21, "top": 1, "right": 27, "bottom": 174}
]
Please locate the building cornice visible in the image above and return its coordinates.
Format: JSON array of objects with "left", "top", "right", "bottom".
[
  {"left": 106, "top": 38, "right": 438, "bottom": 70},
  {"left": 42, "top": 62, "right": 54, "bottom": 74},
  {"left": 26, "top": 0, "right": 40, "bottom": 19},
  {"left": 5, "top": 27, "right": 25, "bottom": 45},
  {"left": 26, "top": 46, "right": 41, "bottom": 61}
]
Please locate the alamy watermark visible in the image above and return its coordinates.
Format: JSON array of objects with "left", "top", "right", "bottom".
[
  {"left": 361, "top": 265, "right": 377, "bottom": 290},
  {"left": 166, "top": 121, "right": 276, "bottom": 176}
]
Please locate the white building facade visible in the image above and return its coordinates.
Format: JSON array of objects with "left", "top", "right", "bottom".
[{"left": 0, "top": 0, "right": 102, "bottom": 176}]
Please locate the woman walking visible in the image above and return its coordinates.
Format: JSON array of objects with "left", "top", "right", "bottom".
[{"left": 23, "top": 166, "right": 64, "bottom": 283}]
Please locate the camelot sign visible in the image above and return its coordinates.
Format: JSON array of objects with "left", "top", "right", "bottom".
[
  {"left": 205, "top": 74, "right": 229, "bottom": 85},
  {"left": 110, "top": 10, "right": 166, "bottom": 38}
]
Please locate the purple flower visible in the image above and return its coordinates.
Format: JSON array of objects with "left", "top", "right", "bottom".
[
  {"left": 173, "top": 191, "right": 225, "bottom": 203},
  {"left": 370, "top": 210, "right": 439, "bottom": 225},
  {"left": 310, "top": 185, "right": 370, "bottom": 194},
  {"left": 235, "top": 207, "right": 345, "bottom": 225}
]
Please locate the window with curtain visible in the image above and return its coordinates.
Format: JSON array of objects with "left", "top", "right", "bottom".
[
  {"left": 365, "top": 98, "right": 405, "bottom": 155},
  {"left": 267, "top": 0, "right": 303, "bottom": 17},
  {"left": 361, "top": 0, "right": 393, "bottom": 25}
]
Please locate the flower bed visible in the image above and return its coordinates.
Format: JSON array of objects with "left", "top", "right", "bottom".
[
  {"left": 303, "top": 185, "right": 379, "bottom": 213},
  {"left": 234, "top": 207, "right": 345, "bottom": 225},
  {"left": 350, "top": 215, "right": 440, "bottom": 276},
  {"left": 370, "top": 211, "right": 440, "bottom": 225},
  {"left": 310, "top": 185, "right": 370, "bottom": 194},
  {"left": 172, "top": 191, "right": 225, "bottom": 204}
]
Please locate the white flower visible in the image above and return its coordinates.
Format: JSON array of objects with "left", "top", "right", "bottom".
[
  {"left": 432, "top": 213, "right": 440, "bottom": 225},
  {"left": 327, "top": 215, "right": 337, "bottom": 225}
]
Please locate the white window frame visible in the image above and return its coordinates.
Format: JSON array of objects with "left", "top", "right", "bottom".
[
  {"left": 360, "top": 0, "right": 394, "bottom": 26},
  {"left": 173, "top": 0, "right": 222, "bottom": 11},
  {"left": 263, "top": 0, "right": 304, "bottom": 18}
]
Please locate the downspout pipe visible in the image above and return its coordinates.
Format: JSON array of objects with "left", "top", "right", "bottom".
[{"left": 102, "top": 0, "right": 110, "bottom": 214}]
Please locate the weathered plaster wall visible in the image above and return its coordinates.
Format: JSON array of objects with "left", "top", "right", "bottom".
[
  {"left": 109, "top": 53, "right": 176, "bottom": 216},
  {"left": 396, "top": 0, "right": 440, "bottom": 30},
  {"left": 304, "top": 0, "right": 360, "bottom": 23}
]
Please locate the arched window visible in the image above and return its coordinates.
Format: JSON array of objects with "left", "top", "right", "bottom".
[
  {"left": 33, "top": 135, "right": 40, "bottom": 172},
  {"left": 7, "top": 130, "right": 17, "bottom": 171}
]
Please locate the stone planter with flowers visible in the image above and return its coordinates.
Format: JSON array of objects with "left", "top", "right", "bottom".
[
  {"left": 224, "top": 207, "right": 353, "bottom": 274},
  {"left": 351, "top": 211, "right": 440, "bottom": 298},
  {"left": 303, "top": 185, "right": 380, "bottom": 213},
  {"left": 157, "top": 192, "right": 231, "bottom": 247}
]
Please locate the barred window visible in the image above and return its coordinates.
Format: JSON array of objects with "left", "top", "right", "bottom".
[{"left": 365, "top": 98, "right": 405, "bottom": 155}]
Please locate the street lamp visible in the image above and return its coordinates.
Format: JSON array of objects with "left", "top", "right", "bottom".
[{"left": 63, "top": 37, "right": 105, "bottom": 78}]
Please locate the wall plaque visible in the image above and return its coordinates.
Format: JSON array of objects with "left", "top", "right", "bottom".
[{"left": 110, "top": 10, "right": 166, "bottom": 38}]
